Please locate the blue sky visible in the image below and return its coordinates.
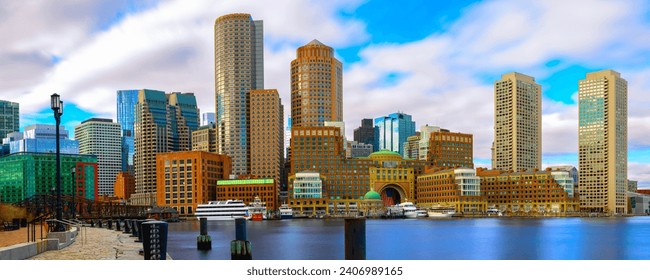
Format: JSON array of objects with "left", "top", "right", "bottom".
[{"left": 0, "top": 0, "right": 648, "bottom": 187}]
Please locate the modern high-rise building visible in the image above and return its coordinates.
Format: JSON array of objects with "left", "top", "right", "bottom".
[
  {"left": 417, "top": 125, "right": 441, "bottom": 161},
  {"left": 133, "top": 90, "right": 199, "bottom": 202},
  {"left": 290, "top": 39, "right": 343, "bottom": 127},
  {"left": 201, "top": 112, "right": 216, "bottom": 126},
  {"left": 353, "top": 118, "right": 374, "bottom": 146},
  {"left": 493, "top": 72, "right": 541, "bottom": 172},
  {"left": 427, "top": 129, "right": 474, "bottom": 169},
  {"left": 578, "top": 69, "right": 627, "bottom": 214},
  {"left": 192, "top": 123, "right": 218, "bottom": 153},
  {"left": 75, "top": 118, "right": 122, "bottom": 196},
  {"left": 0, "top": 99, "right": 19, "bottom": 139},
  {"left": 250, "top": 89, "right": 283, "bottom": 183},
  {"left": 214, "top": 13, "right": 264, "bottom": 176},
  {"left": 8, "top": 124, "right": 79, "bottom": 154},
  {"left": 403, "top": 133, "right": 421, "bottom": 160},
  {"left": 117, "top": 89, "right": 139, "bottom": 172},
  {"left": 374, "top": 112, "right": 416, "bottom": 156}
]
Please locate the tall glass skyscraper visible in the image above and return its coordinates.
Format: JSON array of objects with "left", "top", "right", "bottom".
[
  {"left": 214, "top": 13, "right": 264, "bottom": 176},
  {"left": 0, "top": 99, "right": 19, "bottom": 139},
  {"left": 374, "top": 112, "right": 416, "bottom": 156},
  {"left": 117, "top": 89, "right": 139, "bottom": 172},
  {"left": 578, "top": 70, "right": 627, "bottom": 214},
  {"left": 8, "top": 124, "right": 78, "bottom": 154}
]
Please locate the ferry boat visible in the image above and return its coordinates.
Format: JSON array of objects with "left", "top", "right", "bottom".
[
  {"left": 279, "top": 204, "right": 293, "bottom": 219},
  {"left": 248, "top": 196, "right": 267, "bottom": 221},
  {"left": 487, "top": 208, "right": 503, "bottom": 216},
  {"left": 195, "top": 200, "right": 251, "bottom": 221},
  {"left": 398, "top": 201, "right": 418, "bottom": 219},
  {"left": 415, "top": 209, "right": 428, "bottom": 218},
  {"left": 427, "top": 205, "right": 456, "bottom": 218}
]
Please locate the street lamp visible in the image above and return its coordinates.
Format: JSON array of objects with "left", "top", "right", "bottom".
[
  {"left": 51, "top": 93, "right": 65, "bottom": 232},
  {"left": 71, "top": 166, "right": 76, "bottom": 219}
]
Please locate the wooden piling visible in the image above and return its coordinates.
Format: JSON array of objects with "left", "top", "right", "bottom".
[
  {"left": 197, "top": 217, "right": 211, "bottom": 250},
  {"left": 345, "top": 218, "right": 366, "bottom": 260}
]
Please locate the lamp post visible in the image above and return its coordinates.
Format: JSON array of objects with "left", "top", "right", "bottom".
[
  {"left": 71, "top": 166, "right": 76, "bottom": 219},
  {"left": 51, "top": 93, "right": 65, "bottom": 232}
]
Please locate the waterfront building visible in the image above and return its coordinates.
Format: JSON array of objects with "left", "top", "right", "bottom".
[
  {"left": 192, "top": 123, "right": 218, "bottom": 153},
  {"left": 8, "top": 124, "right": 79, "bottom": 154},
  {"left": 216, "top": 178, "right": 277, "bottom": 211},
  {"left": 493, "top": 72, "right": 542, "bottom": 172},
  {"left": 288, "top": 171, "right": 328, "bottom": 216},
  {"left": 346, "top": 141, "right": 373, "bottom": 158},
  {"left": 214, "top": 13, "right": 264, "bottom": 176},
  {"left": 578, "top": 70, "right": 627, "bottom": 214},
  {"left": 628, "top": 180, "right": 638, "bottom": 192},
  {"left": 290, "top": 40, "right": 343, "bottom": 127},
  {"left": 250, "top": 89, "right": 284, "bottom": 184},
  {"left": 0, "top": 99, "right": 19, "bottom": 139},
  {"left": 416, "top": 168, "right": 487, "bottom": 212},
  {"left": 201, "top": 112, "right": 215, "bottom": 126},
  {"left": 156, "top": 151, "right": 231, "bottom": 215},
  {"left": 427, "top": 129, "right": 474, "bottom": 169},
  {"left": 359, "top": 190, "right": 385, "bottom": 218},
  {"left": 0, "top": 152, "right": 98, "bottom": 203},
  {"left": 117, "top": 89, "right": 139, "bottom": 172},
  {"left": 353, "top": 118, "right": 375, "bottom": 146},
  {"left": 627, "top": 192, "right": 650, "bottom": 215},
  {"left": 417, "top": 125, "right": 441, "bottom": 161},
  {"left": 75, "top": 118, "right": 122, "bottom": 196},
  {"left": 368, "top": 150, "right": 427, "bottom": 207},
  {"left": 403, "top": 133, "right": 421, "bottom": 160},
  {"left": 550, "top": 169, "right": 576, "bottom": 198},
  {"left": 113, "top": 171, "right": 135, "bottom": 201},
  {"left": 133, "top": 90, "right": 200, "bottom": 204},
  {"left": 477, "top": 168, "right": 580, "bottom": 215},
  {"left": 374, "top": 112, "right": 416, "bottom": 156}
]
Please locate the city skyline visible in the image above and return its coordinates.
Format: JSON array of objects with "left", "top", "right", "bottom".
[{"left": 0, "top": 0, "right": 648, "bottom": 187}]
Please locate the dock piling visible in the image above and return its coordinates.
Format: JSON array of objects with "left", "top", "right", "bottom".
[
  {"left": 345, "top": 218, "right": 366, "bottom": 260},
  {"left": 231, "top": 218, "right": 252, "bottom": 260},
  {"left": 197, "top": 217, "right": 211, "bottom": 250}
]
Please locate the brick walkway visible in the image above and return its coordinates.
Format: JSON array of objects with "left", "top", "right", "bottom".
[{"left": 28, "top": 227, "right": 145, "bottom": 260}]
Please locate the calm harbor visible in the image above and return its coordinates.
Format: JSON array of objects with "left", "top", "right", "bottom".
[{"left": 166, "top": 216, "right": 650, "bottom": 260}]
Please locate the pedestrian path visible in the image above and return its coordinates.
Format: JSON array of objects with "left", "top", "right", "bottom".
[{"left": 28, "top": 227, "right": 145, "bottom": 260}]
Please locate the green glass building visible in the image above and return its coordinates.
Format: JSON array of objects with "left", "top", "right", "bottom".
[{"left": 0, "top": 152, "right": 98, "bottom": 203}]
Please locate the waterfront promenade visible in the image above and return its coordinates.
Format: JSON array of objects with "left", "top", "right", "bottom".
[{"left": 1, "top": 226, "right": 147, "bottom": 260}]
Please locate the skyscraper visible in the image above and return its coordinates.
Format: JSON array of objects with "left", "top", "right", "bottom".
[
  {"left": 201, "top": 112, "right": 215, "bottom": 126},
  {"left": 0, "top": 99, "right": 19, "bottom": 139},
  {"left": 374, "top": 112, "right": 416, "bottom": 156},
  {"left": 75, "top": 118, "right": 122, "bottom": 196},
  {"left": 290, "top": 39, "right": 343, "bottom": 127},
  {"left": 214, "top": 13, "right": 264, "bottom": 176},
  {"left": 578, "top": 69, "right": 627, "bottom": 214},
  {"left": 8, "top": 124, "right": 78, "bottom": 154},
  {"left": 353, "top": 118, "right": 374, "bottom": 146},
  {"left": 117, "top": 89, "right": 139, "bottom": 172},
  {"left": 493, "top": 72, "right": 541, "bottom": 172},
  {"left": 250, "top": 89, "right": 283, "bottom": 183},
  {"left": 133, "top": 90, "right": 199, "bottom": 202}
]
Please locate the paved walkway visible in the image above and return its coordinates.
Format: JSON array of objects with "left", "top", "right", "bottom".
[{"left": 28, "top": 227, "right": 146, "bottom": 260}]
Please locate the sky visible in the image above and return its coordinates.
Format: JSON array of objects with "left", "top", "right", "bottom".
[{"left": 0, "top": 0, "right": 648, "bottom": 187}]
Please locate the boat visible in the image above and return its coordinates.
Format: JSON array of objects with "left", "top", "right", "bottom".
[
  {"left": 398, "top": 201, "right": 418, "bottom": 219},
  {"left": 248, "top": 196, "right": 267, "bottom": 221},
  {"left": 194, "top": 200, "right": 251, "bottom": 221},
  {"left": 487, "top": 208, "right": 503, "bottom": 216},
  {"left": 279, "top": 204, "right": 293, "bottom": 219},
  {"left": 415, "top": 209, "right": 428, "bottom": 218},
  {"left": 427, "top": 205, "right": 456, "bottom": 218}
]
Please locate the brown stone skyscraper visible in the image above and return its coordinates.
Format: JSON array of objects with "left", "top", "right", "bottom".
[
  {"left": 291, "top": 40, "right": 342, "bottom": 127},
  {"left": 250, "top": 89, "right": 284, "bottom": 183}
]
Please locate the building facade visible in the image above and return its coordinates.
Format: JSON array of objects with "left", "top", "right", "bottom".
[
  {"left": 114, "top": 171, "right": 135, "bottom": 201},
  {"left": 192, "top": 123, "right": 218, "bottom": 153},
  {"left": 156, "top": 151, "right": 231, "bottom": 215},
  {"left": 578, "top": 70, "right": 627, "bottom": 214},
  {"left": 288, "top": 171, "right": 328, "bottom": 217},
  {"left": 403, "top": 133, "right": 421, "bottom": 160},
  {"left": 8, "top": 124, "right": 79, "bottom": 154},
  {"left": 353, "top": 118, "right": 375, "bottom": 146},
  {"left": 416, "top": 168, "right": 487, "bottom": 212},
  {"left": 0, "top": 99, "right": 19, "bottom": 139},
  {"left": 117, "top": 89, "right": 139, "bottom": 172},
  {"left": 417, "top": 125, "right": 441, "bottom": 161},
  {"left": 346, "top": 141, "right": 373, "bottom": 158},
  {"left": 493, "top": 72, "right": 541, "bottom": 172},
  {"left": 134, "top": 90, "right": 199, "bottom": 202},
  {"left": 214, "top": 13, "right": 264, "bottom": 176},
  {"left": 201, "top": 112, "right": 215, "bottom": 126},
  {"left": 250, "top": 89, "right": 284, "bottom": 184},
  {"left": 0, "top": 152, "right": 98, "bottom": 203},
  {"left": 374, "top": 112, "right": 416, "bottom": 156},
  {"left": 427, "top": 129, "right": 474, "bottom": 169},
  {"left": 216, "top": 179, "right": 277, "bottom": 210},
  {"left": 290, "top": 39, "right": 343, "bottom": 127},
  {"left": 75, "top": 118, "right": 122, "bottom": 196}
]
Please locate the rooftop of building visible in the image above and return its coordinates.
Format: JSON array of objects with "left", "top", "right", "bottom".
[{"left": 217, "top": 178, "right": 274, "bottom": 185}]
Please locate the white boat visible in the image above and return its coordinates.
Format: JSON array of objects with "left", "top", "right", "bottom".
[
  {"left": 279, "top": 204, "right": 293, "bottom": 219},
  {"left": 195, "top": 200, "right": 251, "bottom": 221},
  {"left": 487, "top": 208, "right": 503, "bottom": 216},
  {"left": 398, "top": 201, "right": 418, "bottom": 219},
  {"left": 415, "top": 209, "right": 428, "bottom": 218},
  {"left": 427, "top": 206, "right": 456, "bottom": 218},
  {"left": 249, "top": 196, "right": 267, "bottom": 221}
]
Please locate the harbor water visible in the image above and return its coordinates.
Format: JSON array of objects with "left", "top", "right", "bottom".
[{"left": 166, "top": 216, "right": 650, "bottom": 260}]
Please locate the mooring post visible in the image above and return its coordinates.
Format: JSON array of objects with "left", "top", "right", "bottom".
[
  {"left": 197, "top": 217, "right": 211, "bottom": 250},
  {"left": 116, "top": 219, "right": 122, "bottom": 231},
  {"left": 231, "top": 218, "right": 252, "bottom": 260},
  {"left": 345, "top": 218, "right": 366, "bottom": 260}
]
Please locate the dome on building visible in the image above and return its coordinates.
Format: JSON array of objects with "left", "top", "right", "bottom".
[
  {"left": 369, "top": 150, "right": 401, "bottom": 157},
  {"left": 364, "top": 190, "right": 381, "bottom": 200}
]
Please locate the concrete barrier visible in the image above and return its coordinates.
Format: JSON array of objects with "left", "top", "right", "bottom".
[{"left": 0, "top": 239, "right": 51, "bottom": 260}]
